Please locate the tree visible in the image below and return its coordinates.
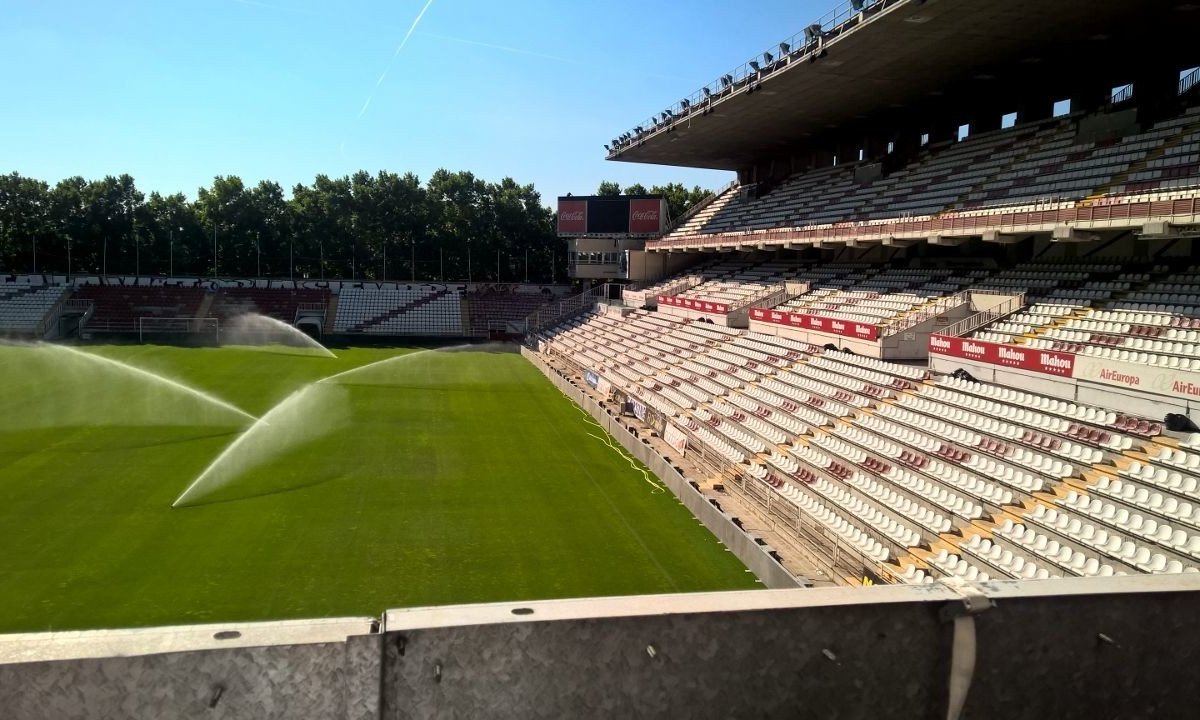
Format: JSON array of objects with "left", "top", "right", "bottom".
[
  {"left": 596, "top": 181, "right": 621, "bottom": 197},
  {"left": 623, "top": 183, "right": 647, "bottom": 196}
]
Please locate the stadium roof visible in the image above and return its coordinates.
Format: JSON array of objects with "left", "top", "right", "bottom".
[{"left": 607, "top": 0, "right": 1197, "bottom": 171}]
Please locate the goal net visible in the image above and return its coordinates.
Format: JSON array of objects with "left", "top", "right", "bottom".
[{"left": 138, "top": 316, "right": 220, "bottom": 344}]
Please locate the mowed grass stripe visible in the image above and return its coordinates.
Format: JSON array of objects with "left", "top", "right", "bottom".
[{"left": 0, "top": 344, "right": 755, "bottom": 633}]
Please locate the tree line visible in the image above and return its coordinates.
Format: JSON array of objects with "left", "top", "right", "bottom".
[{"left": 0, "top": 170, "right": 563, "bottom": 283}]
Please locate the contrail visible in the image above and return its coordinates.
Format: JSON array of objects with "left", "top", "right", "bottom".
[
  {"left": 420, "top": 31, "right": 698, "bottom": 83},
  {"left": 357, "top": 0, "right": 436, "bottom": 118}
]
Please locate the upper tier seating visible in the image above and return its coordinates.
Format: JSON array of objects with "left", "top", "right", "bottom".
[
  {"left": 663, "top": 107, "right": 1200, "bottom": 240},
  {"left": 334, "top": 286, "right": 463, "bottom": 335},
  {"left": 0, "top": 284, "right": 70, "bottom": 335}
]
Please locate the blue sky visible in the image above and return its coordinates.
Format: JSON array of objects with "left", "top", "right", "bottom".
[{"left": 0, "top": 0, "right": 828, "bottom": 204}]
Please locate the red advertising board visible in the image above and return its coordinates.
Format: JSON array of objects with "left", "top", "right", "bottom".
[
  {"left": 750, "top": 308, "right": 879, "bottom": 341},
  {"left": 927, "top": 334, "right": 1075, "bottom": 377},
  {"left": 629, "top": 199, "right": 664, "bottom": 234},
  {"left": 557, "top": 199, "right": 587, "bottom": 234},
  {"left": 658, "top": 295, "right": 730, "bottom": 315}
]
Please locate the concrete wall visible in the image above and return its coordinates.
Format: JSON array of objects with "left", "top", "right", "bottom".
[
  {"left": 5, "top": 577, "right": 1200, "bottom": 718},
  {"left": 521, "top": 347, "right": 804, "bottom": 589}
]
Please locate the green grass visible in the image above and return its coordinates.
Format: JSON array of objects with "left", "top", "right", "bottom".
[{"left": 0, "top": 342, "right": 755, "bottom": 633}]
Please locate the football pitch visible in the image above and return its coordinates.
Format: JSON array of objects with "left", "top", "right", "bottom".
[{"left": 0, "top": 342, "right": 756, "bottom": 634}]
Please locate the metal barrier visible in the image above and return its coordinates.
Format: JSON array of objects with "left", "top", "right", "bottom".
[
  {"left": 523, "top": 283, "right": 623, "bottom": 335},
  {"left": 880, "top": 290, "right": 970, "bottom": 338},
  {"left": 939, "top": 292, "right": 1026, "bottom": 338}
]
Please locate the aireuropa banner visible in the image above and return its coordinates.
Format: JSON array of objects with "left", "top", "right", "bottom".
[
  {"left": 926, "top": 334, "right": 1074, "bottom": 377},
  {"left": 750, "top": 308, "right": 879, "bottom": 341},
  {"left": 664, "top": 424, "right": 689, "bottom": 454},
  {"left": 1073, "top": 354, "right": 1200, "bottom": 402},
  {"left": 658, "top": 295, "right": 731, "bottom": 315},
  {"left": 557, "top": 199, "right": 587, "bottom": 234}
]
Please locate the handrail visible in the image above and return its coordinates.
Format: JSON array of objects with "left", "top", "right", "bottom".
[
  {"left": 1180, "top": 67, "right": 1200, "bottom": 96},
  {"left": 939, "top": 292, "right": 1025, "bottom": 338},
  {"left": 606, "top": 0, "right": 892, "bottom": 156},
  {"left": 665, "top": 180, "right": 739, "bottom": 235},
  {"left": 735, "top": 283, "right": 789, "bottom": 314},
  {"left": 523, "top": 283, "right": 622, "bottom": 334},
  {"left": 880, "top": 290, "right": 970, "bottom": 338},
  {"left": 34, "top": 287, "right": 75, "bottom": 338},
  {"left": 645, "top": 192, "right": 1200, "bottom": 251}
]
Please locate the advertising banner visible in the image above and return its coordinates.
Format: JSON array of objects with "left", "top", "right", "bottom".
[
  {"left": 927, "top": 335, "right": 1074, "bottom": 377},
  {"left": 658, "top": 295, "right": 731, "bottom": 315},
  {"left": 664, "top": 423, "right": 689, "bottom": 454},
  {"left": 1072, "top": 354, "right": 1200, "bottom": 402},
  {"left": 750, "top": 308, "right": 879, "bottom": 341},
  {"left": 557, "top": 199, "right": 587, "bottom": 234},
  {"left": 629, "top": 199, "right": 665, "bottom": 234}
]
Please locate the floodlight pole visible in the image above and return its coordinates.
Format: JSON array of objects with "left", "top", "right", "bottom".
[
  {"left": 411, "top": 239, "right": 415, "bottom": 282},
  {"left": 103, "top": 236, "right": 108, "bottom": 277},
  {"left": 289, "top": 238, "right": 294, "bottom": 281},
  {"left": 256, "top": 231, "right": 261, "bottom": 278},
  {"left": 383, "top": 243, "right": 387, "bottom": 281},
  {"left": 212, "top": 222, "right": 218, "bottom": 278},
  {"left": 467, "top": 245, "right": 472, "bottom": 282},
  {"left": 524, "top": 248, "right": 529, "bottom": 283}
]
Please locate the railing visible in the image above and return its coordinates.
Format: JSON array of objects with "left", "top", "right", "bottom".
[
  {"left": 523, "top": 283, "right": 623, "bottom": 334},
  {"left": 652, "top": 274, "right": 706, "bottom": 300},
  {"left": 738, "top": 284, "right": 789, "bottom": 314},
  {"left": 938, "top": 292, "right": 1026, "bottom": 338},
  {"left": 35, "top": 290, "right": 78, "bottom": 338},
  {"left": 665, "top": 180, "right": 739, "bottom": 234},
  {"left": 880, "top": 290, "right": 970, "bottom": 338},
  {"left": 1180, "top": 67, "right": 1200, "bottom": 96},
  {"left": 1109, "top": 83, "right": 1134, "bottom": 106},
  {"left": 646, "top": 192, "right": 1200, "bottom": 251},
  {"left": 295, "top": 302, "right": 327, "bottom": 325},
  {"left": 606, "top": 0, "right": 892, "bottom": 156}
]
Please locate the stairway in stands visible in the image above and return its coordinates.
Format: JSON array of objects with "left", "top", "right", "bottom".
[{"left": 350, "top": 289, "right": 450, "bottom": 332}]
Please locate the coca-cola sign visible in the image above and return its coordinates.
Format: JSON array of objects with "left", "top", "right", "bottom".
[
  {"left": 629, "top": 199, "right": 664, "bottom": 234},
  {"left": 557, "top": 200, "right": 587, "bottom": 234}
]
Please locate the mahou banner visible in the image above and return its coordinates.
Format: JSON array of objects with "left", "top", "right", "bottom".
[
  {"left": 557, "top": 199, "right": 587, "bottom": 234},
  {"left": 629, "top": 199, "right": 664, "bottom": 234},
  {"left": 749, "top": 308, "right": 879, "bottom": 341},
  {"left": 927, "top": 334, "right": 1075, "bottom": 376}
]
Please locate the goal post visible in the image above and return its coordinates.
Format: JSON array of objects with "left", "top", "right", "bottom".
[{"left": 138, "top": 316, "right": 220, "bottom": 344}]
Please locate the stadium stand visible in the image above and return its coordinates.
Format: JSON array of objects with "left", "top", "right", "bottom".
[
  {"left": 69, "top": 285, "right": 207, "bottom": 333},
  {"left": 462, "top": 288, "right": 557, "bottom": 336},
  {"left": 0, "top": 283, "right": 70, "bottom": 336},
  {"left": 333, "top": 285, "right": 464, "bottom": 335},
  {"left": 207, "top": 287, "right": 329, "bottom": 323},
  {"left": 535, "top": 306, "right": 1200, "bottom": 582},
  {"left": 657, "top": 108, "right": 1200, "bottom": 244}
]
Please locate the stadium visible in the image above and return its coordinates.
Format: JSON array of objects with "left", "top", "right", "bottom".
[{"left": 4, "top": 0, "right": 1200, "bottom": 717}]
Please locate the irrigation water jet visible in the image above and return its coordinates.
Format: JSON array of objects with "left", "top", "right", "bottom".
[
  {"left": 0, "top": 342, "right": 257, "bottom": 429},
  {"left": 222, "top": 313, "right": 336, "bottom": 358},
  {"left": 317, "top": 345, "right": 478, "bottom": 386},
  {"left": 172, "top": 383, "right": 348, "bottom": 507}
]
